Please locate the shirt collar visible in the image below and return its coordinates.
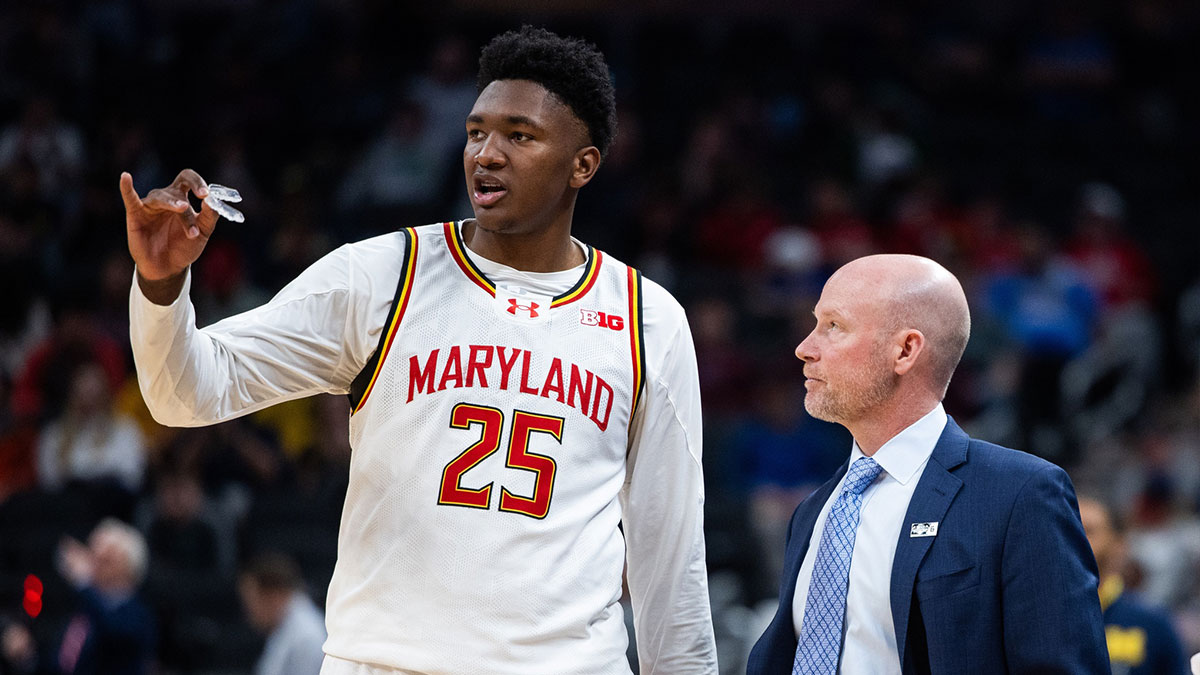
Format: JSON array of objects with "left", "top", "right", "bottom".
[{"left": 848, "top": 403, "right": 947, "bottom": 486}]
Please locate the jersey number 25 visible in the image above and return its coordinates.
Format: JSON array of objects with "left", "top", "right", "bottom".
[{"left": 438, "top": 403, "right": 562, "bottom": 519}]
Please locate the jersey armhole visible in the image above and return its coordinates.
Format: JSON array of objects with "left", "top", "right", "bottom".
[{"left": 348, "top": 227, "right": 418, "bottom": 415}]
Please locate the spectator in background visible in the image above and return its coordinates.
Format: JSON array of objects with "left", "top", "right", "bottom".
[
  {"left": 238, "top": 553, "right": 326, "bottom": 675},
  {"left": 142, "top": 469, "right": 230, "bottom": 673},
  {"left": 192, "top": 239, "right": 270, "bottom": 326},
  {"left": 1066, "top": 182, "right": 1156, "bottom": 316},
  {"left": 0, "top": 209, "right": 51, "bottom": 380},
  {"left": 679, "top": 113, "right": 733, "bottom": 205},
  {"left": 146, "top": 470, "right": 221, "bottom": 574},
  {"left": 159, "top": 420, "right": 292, "bottom": 501},
  {"left": 336, "top": 100, "right": 444, "bottom": 230},
  {"left": 981, "top": 223, "right": 1098, "bottom": 461},
  {"left": 1, "top": 615, "right": 38, "bottom": 674},
  {"left": 102, "top": 121, "right": 166, "bottom": 205},
  {"left": 55, "top": 518, "right": 157, "bottom": 675},
  {"left": 748, "top": 226, "right": 825, "bottom": 328},
  {"left": 956, "top": 194, "right": 1022, "bottom": 274},
  {"left": 804, "top": 178, "right": 876, "bottom": 269},
  {"left": 405, "top": 34, "right": 482, "bottom": 160},
  {"left": 0, "top": 96, "right": 85, "bottom": 207},
  {"left": 35, "top": 360, "right": 146, "bottom": 495},
  {"left": 1023, "top": 4, "right": 1116, "bottom": 126},
  {"left": 1123, "top": 474, "right": 1200, "bottom": 612},
  {"left": 983, "top": 223, "right": 1098, "bottom": 363},
  {"left": 690, "top": 296, "right": 756, "bottom": 421},
  {"left": 1079, "top": 495, "right": 1188, "bottom": 675},
  {"left": 93, "top": 252, "right": 137, "bottom": 351},
  {"left": 400, "top": 33, "right": 479, "bottom": 220},
  {"left": 855, "top": 106, "right": 918, "bottom": 190},
  {"left": 883, "top": 176, "right": 958, "bottom": 261},
  {"left": 0, "top": 373, "right": 37, "bottom": 504},
  {"left": 694, "top": 170, "right": 783, "bottom": 273},
  {"left": 206, "top": 130, "right": 265, "bottom": 228},
  {"left": 11, "top": 287, "right": 126, "bottom": 424}
]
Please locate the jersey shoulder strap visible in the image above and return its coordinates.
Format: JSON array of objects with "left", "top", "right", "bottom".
[
  {"left": 624, "top": 265, "right": 647, "bottom": 427},
  {"left": 348, "top": 226, "right": 419, "bottom": 414}
]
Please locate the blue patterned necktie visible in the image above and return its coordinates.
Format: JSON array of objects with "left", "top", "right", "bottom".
[{"left": 793, "top": 456, "right": 884, "bottom": 675}]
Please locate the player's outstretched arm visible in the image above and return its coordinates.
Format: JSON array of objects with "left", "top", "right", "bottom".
[
  {"left": 120, "top": 169, "right": 219, "bottom": 305},
  {"left": 125, "top": 168, "right": 374, "bottom": 428}
]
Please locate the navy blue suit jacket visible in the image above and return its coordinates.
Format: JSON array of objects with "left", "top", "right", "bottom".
[{"left": 747, "top": 418, "right": 1110, "bottom": 674}]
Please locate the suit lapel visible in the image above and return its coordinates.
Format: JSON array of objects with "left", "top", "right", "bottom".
[{"left": 889, "top": 417, "right": 969, "bottom": 668}]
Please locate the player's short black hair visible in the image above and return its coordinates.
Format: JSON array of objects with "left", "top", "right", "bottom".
[{"left": 477, "top": 26, "right": 617, "bottom": 158}]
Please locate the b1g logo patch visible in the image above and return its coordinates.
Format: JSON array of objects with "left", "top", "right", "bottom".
[{"left": 580, "top": 309, "right": 623, "bottom": 331}]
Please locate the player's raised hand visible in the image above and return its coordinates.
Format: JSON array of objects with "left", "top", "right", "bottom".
[{"left": 120, "top": 169, "right": 220, "bottom": 286}]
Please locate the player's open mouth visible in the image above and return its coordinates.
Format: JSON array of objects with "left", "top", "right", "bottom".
[{"left": 473, "top": 177, "right": 508, "bottom": 206}]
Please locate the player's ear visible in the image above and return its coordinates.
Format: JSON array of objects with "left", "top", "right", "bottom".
[{"left": 569, "top": 146, "right": 601, "bottom": 189}]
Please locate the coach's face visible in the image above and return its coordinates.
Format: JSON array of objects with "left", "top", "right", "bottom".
[
  {"left": 795, "top": 266, "right": 897, "bottom": 426},
  {"left": 464, "top": 79, "right": 598, "bottom": 236}
]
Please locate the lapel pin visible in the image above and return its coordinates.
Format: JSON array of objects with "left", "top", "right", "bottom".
[{"left": 910, "top": 522, "right": 939, "bottom": 538}]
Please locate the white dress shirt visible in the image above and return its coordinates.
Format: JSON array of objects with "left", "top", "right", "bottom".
[{"left": 792, "top": 404, "right": 947, "bottom": 674}]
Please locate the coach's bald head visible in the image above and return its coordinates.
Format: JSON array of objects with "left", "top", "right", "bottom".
[
  {"left": 797, "top": 254, "right": 970, "bottom": 449},
  {"left": 836, "top": 254, "right": 970, "bottom": 398}
]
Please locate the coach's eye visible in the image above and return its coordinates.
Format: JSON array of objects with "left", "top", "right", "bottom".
[
  {"left": 511, "top": 132, "right": 531, "bottom": 142},
  {"left": 467, "top": 129, "right": 485, "bottom": 141}
]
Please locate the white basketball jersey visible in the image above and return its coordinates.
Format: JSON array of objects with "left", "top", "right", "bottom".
[{"left": 327, "top": 222, "right": 647, "bottom": 674}]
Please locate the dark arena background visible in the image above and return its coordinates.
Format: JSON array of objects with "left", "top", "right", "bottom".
[{"left": 1, "top": 1, "right": 1199, "bottom": 673}]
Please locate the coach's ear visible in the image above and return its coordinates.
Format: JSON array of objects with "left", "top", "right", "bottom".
[
  {"left": 569, "top": 146, "right": 601, "bottom": 189},
  {"left": 893, "top": 329, "right": 925, "bottom": 376}
]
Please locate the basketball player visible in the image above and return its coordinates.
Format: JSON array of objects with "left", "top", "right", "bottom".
[{"left": 121, "top": 27, "right": 717, "bottom": 675}]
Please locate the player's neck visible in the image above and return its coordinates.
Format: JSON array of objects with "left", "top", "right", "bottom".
[{"left": 462, "top": 219, "right": 583, "bottom": 272}]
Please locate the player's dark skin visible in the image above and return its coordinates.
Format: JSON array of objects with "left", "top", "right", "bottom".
[
  {"left": 462, "top": 78, "right": 600, "bottom": 272},
  {"left": 120, "top": 78, "right": 601, "bottom": 306}
]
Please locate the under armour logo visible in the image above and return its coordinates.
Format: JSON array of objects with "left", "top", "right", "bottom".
[{"left": 507, "top": 298, "right": 540, "bottom": 318}]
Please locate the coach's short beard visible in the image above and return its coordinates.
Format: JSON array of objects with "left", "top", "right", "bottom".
[{"left": 804, "top": 356, "right": 896, "bottom": 426}]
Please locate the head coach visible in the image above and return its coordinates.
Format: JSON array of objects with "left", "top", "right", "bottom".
[{"left": 747, "top": 254, "right": 1109, "bottom": 674}]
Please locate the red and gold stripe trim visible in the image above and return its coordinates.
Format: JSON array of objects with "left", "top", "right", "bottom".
[
  {"left": 551, "top": 248, "right": 602, "bottom": 308},
  {"left": 626, "top": 267, "right": 647, "bottom": 426},
  {"left": 445, "top": 221, "right": 495, "bottom": 297},
  {"left": 350, "top": 228, "right": 419, "bottom": 415},
  {"left": 444, "top": 221, "right": 603, "bottom": 308}
]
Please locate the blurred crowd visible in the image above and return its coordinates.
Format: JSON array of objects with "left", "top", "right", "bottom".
[{"left": 1, "top": 1, "right": 1199, "bottom": 673}]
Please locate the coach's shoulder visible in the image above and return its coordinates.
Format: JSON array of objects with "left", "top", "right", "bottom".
[{"left": 966, "top": 436, "right": 1068, "bottom": 484}]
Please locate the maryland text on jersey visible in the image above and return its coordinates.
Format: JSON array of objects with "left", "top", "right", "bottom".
[{"left": 406, "top": 345, "right": 618, "bottom": 431}]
